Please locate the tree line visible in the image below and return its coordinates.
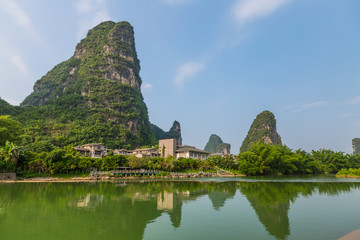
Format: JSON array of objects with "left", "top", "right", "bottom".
[{"left": 1, "top": 115, "right": 360, "bottom": 176}]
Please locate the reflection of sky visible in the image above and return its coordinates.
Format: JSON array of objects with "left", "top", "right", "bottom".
[
  {"left": 144, "top": 192, "right": 274, "bottom": 240},
  {"left": 144, "top": 183, "right": 360, "bottom": 240},
  {"left": 289, "top": 191, "right": 360, "bottom": 240}
]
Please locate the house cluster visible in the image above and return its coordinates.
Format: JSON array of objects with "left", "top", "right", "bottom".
[{"left": 74, "top": 138, "right": 211, "bottom": 160}]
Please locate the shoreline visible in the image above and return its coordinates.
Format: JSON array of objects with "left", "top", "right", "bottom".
[
  {"left": 0, "top": 174, "right": 245, "bottom": 183},
  {"left": 336, "top": 175, "right": 360, "bottom": 178}
]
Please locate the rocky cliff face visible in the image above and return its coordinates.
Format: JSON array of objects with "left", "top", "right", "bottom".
[
  {"left": 14, "top": 21, "right": 155, "bottom": 148},
  {"left": 352, "top": 138, "right": 360, "bottom": 155},
  {"left": 204, "top": 134, "right": 231, "bottom": 154},
  {"left": 216, "top": 143, "right": 231, "bottom": 155},
  {"left": 22, "top": 21, "right": 142, "bottom": 106},
  {"left": 204, "top": 134, "right": 223, "bottom": 153},
  {"left": 151, "top": 121, "right": 182, "bottom": 145},
  {"left": 240, "top": 111, "right": 282, "bottom": 152},
  {"left": 169, "top": 121, "right": 182, "bottom": 145}
]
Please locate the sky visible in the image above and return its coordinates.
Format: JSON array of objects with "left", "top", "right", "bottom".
[{"left": 0, "top": 0, "right": 360, "bottom": 154}]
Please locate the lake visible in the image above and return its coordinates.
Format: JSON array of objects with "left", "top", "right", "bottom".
[{"left": 1, "top": 176, "right": 360, "bottom": 240}]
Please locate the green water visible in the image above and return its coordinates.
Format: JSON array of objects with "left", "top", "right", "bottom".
[{"left": 1, "top": 177, "right": 360, "bottom": 240}]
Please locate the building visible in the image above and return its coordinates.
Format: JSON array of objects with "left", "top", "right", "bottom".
[
  {"left": 159, "top": 139, "right": 210, "bottom": 160},
  {"left": 113, "top": 149, "right": 133, "bottom": 156},
  {"left": 132, "top": 148, "right": 160, "bottom": 158},
  {"left": 74, "top": 143, "right": 108, "bottom": 158},
  {"left": 175, "top": 145, "right": 210, "bottom": 160},
  {"left": 159, "top": 138, "right": 178, "bottom": 158}
]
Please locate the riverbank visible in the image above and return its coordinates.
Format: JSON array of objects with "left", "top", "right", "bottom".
[
  {"left": 336, "top": 168, "right": 360, "bottom": 178},
  {"left": 0, "top": 172, "right": 245, "bottom": 183},
  {"left": 336, "top": 175, "right": 360, "bottom": 178}
]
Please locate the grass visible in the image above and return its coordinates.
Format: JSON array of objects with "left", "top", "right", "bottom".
[{"left": 336, "top": 168, "right": 360, "bottom": 178}]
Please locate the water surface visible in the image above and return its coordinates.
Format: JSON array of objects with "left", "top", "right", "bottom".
[{"left": 1, "top": 176, "right": 360, "bottom": 240}]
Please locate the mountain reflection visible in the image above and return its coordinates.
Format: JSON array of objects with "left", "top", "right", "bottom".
[
  {"left": 0, "top": 181, "right": 359, "bottom": 240},
  {"left": 238, "top": 182, "right": 360, "bottom": 240}
]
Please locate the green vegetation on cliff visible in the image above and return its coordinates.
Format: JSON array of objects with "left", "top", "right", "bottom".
[
  {"left": 3, "top": 21, "right": 155, "bottom": 149},
  {"left": 204, "top": 134, "right": 223, "bottom": 153},
  {"left": 151, "top": 121, "right": 182, "bottom": 144},
  {"left": 240, "top": 110, "right": 282, "bottom": 153},
  {"left": 0, "top": 98, "right": 18, "bottom": 116},
  {"left": 204, "top": 134, "right": 231, "bottom": 154}
]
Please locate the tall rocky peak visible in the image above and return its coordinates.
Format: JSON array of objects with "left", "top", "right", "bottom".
[
  {"left": 169, "top": 121, "right": 182, "bottom": 145},
  {"left": 13, "top": 21, "right": 155, "bottom": 149},
  {"left": 151, "top": 120, "right": 182, "bottom": 145},
  {"left": 74, "top": 21, "right": 141, "bottom": 90},
  {"left": 352, "top": 138, "right": 360, "bottom": 155},
  {"left": 204, "top": 134, "right": 223, "bottom": 153},
  {"left": 204, "top": 134, "right": 231, "bottom": 154},
  {"left": 240, "top": 110, "right": 282, "bottom": 152},
  {"left": 22, "top": 21, "right": 142, "bottom": 107}
]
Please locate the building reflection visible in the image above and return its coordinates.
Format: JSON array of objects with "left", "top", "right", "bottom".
[{"left": 0, "top": 181, "right": 359, "bottom": 240}]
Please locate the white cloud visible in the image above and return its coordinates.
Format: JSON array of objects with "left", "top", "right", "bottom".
[
  {"left": 162, "top": 0, "right": 191, "bottom": 5},
  {"left": 75, "top": 0, "right": 94, "bottom": 14},
  {"left": 232, "top": 0, "right": 291, "bottom": 25},
  {"left": 75, "top": 0, "right": 111, "bottom": 40},
  {"left": 337, "top": 113, "right": 359, "bottom": 119},
  {"left": 344, "top": 96, "right": 360, "bottom": 105},
  {"left": 0, "top": 0, "right": 41, "bottom": 41},
  {"left": 279, "top": 100, "right": 328, "bottom": 112},
  {"left": 9, "top": 53, "right": 29, "bottom": 76},
  {"left": 174, "top": 61, "right": 205, "bottom": 87},
  {"left": 300, "top": 101, "right": 328, "bottom": 109},
  {"left": 142, "top": 83, "right": 153, "bottom": 90}
]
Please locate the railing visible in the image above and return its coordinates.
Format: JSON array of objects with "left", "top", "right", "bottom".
[
  {"left": 113, "top": 169, "right": 161, "bottom": 174},
  {"left": 169, "top": 172, "right": 217, "bottom": 177}
]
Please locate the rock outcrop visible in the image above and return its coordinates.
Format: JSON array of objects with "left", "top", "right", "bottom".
[
  {"left": 352, "top": 138, "right": 360, "bottom": 155},
  {"left": 240, "top": 110, "right": 282, "bottom": 152},
  {"left": 204, "top": 134, "right": 231, "bottom": 154},
  {"left": 151, "top": 121, "right": 182, "bottom": 145},
  {"left": 8, "top": 21, "right": 155, "bottom": 149},
  {"left": 216, "top": 143, "right": 231, "bottom": 155}
]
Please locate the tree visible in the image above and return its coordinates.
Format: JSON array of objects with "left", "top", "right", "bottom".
[
  {"left": 0, "top": 115, "right": 21, "bottom": 145},
  {"left": 0, "top": 141, "right": 19, "bottom": 170}
]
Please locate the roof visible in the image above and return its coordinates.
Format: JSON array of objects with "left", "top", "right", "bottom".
[
  {"left": 77, "top": 143, "right": 106, "bottom": 147},
  {"left": 74, "top": 147, "right": 91, "bottom": 151},
  {"left": 114, "top": 149, "right": 133, "bottom": 152},
  {"left": 209, "top": 153, "right": 223, "bottom": 156},
  {"left": 133, "top": 148, "right": 158, "bottom": 152}
]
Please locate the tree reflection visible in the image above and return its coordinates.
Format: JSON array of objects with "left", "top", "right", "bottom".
[
  {"left": 0, "top": 181, "right": 359, "bottom": 240},
  {"left": 238, "top": 182, "right": 360, "bottom": 240}
]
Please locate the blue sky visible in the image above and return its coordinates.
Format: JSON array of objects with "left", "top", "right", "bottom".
[{"left": 0, "top": 0, "right": 360, "bottom": 153}]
